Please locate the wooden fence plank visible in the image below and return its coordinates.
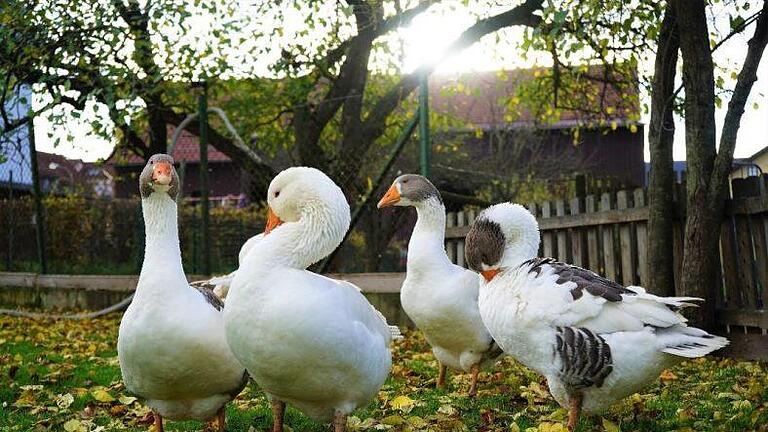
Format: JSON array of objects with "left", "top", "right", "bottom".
[
  {"left": 570, "top": 197, "right": 584, "bottom": 267},
  {"left": 634, "top": 188, "right": 648, "bottom": 287},
  {"left": 555, "top": 200, "right": 568, "bottom": 262},
  {"left": 541, "top": 202, "right": 554, "bottom": 259},
  {"left": 527, "top": 203, "right": 541, "bottom": 256},
  {"left": 585, "top": 195, "right": 601, "bottom": 273},
  {"left": 751, "top": 213, "right": 768, "bottom": 309},
  {"left": 456, "top": 211, "right": 466, "bottom": 268},
  {"left": 617, "top": 191, "right": 634, "bottom": 285},
  {"left": 446, "top": 212, "right": 456, "bottom": 264},
  {"left": 735, "top": 214, "right": 758, "bottom": 309},
  {"left": 600, "top": 193, "right": 617, "bottom": 280},
  {"left": 720, "top": 216, "right": 743, "bottom": 309}
]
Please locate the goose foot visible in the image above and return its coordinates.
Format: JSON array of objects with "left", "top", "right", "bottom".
[
  {"left": 153, "top": 411, "right": 164, "bottom": 432},
  {"left": 271, "top": 399, "right": 285, "bottom": 432},
  {"left": 567, "top": 392, "right": 582, "bottom": 432},
  {"left": 437, "top": 362, "right": 447, "bottom": 389},
  {"left": 333, "top": 411, "right": 346, "bottom": 432},
  {"left": 468, "top": 364, "right": 480, "bottom": 397}
]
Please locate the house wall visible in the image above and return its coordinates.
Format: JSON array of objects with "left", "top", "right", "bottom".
[{"left": 452, "top": 125, "right": 645, "bottom": 187}]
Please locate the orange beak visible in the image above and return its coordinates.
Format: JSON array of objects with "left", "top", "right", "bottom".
[
  {"left": 264, "top": 206, "right": 283, "bottom": 235},
  {"left": 377, "top": 185, "right": 401, "bottom": 208},
  {"left": 480, "top": 268, "right": 501, "bottom": 282},
  {"left": 152, "top": 161, "right": 172, "bottom": 185}
]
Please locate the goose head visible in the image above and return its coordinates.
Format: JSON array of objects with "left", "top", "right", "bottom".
[
  {"left": 261, "top": 167, "right": 350, "bottom": 267},
  {"left": 465, "top": 203, "right": 540, "bottom": 282},
  {"left": 139, "top": 154, "right": 179, "bottom": 200},
  {"left": 376, "top": 174, "right": 443, "bottom": 209}
]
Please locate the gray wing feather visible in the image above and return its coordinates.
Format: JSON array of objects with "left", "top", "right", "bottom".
[{"left": 554, "top": 326, "right": 613, "bottom": 389}]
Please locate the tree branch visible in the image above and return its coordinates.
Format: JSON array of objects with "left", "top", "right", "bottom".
[
  {"left": 710, "top": 0, "right": 768, "bottom": 200},
  {"left": 360, "top": 0, "right": 544, "bottom": 144}
]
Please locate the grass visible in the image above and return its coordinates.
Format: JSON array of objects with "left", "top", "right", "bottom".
[{"left": 0, "top": 314, "right": 766, "bottom": 431}]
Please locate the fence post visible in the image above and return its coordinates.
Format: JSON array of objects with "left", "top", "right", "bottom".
[
  {"left": 6, "top": 170, "right": 13, "bottom": 270},
  {"left": 419, "top": 72, "right": 431, "bottom": 178},
  {"left": 197, "top": 82, "right": 211, "bottom": 276},
  {"left": 27, "top": 120, "right": 48, "bottom": 274}
]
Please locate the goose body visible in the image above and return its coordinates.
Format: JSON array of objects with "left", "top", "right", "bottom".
[
  {"left": 224, "top": 167, "right": 396, "bottom": 430},
  {"left": 117, "top": 155, "right": 246, "bottom": 429},
  {"left": 378, "top": 175, "right": 499, "bottom": 394},
  {"left": 465, "top": 203, "right": 728, "bottom": 429}
]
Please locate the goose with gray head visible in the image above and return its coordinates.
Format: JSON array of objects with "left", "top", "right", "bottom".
[
  {"left": 117, "top": 154, "right": 247, "bottom": 432},
  {"left": 377, "top": 174, "right": 501, "bottom": 396},
  {"left": 224, "top": 167, "right": 400, "bottom": 432},
  {"left": 464, "top": 202, "right": 728, "bottom": 431}
]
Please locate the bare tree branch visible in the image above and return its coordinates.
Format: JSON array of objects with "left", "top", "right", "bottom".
[{"left": 710, "top": 0, "right": 768, "bottom": 201}]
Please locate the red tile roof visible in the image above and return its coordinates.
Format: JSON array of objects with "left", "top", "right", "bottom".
[{"left": 111, "top": 127, "right": 232, "bottom": 165}]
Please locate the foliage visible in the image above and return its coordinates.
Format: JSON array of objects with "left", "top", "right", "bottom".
[
  {"left": 0, "top": 315, "right": 766, "bottom": 431},
  {"left": 0, "top": 197, "right": 266, "bottom": 275}
]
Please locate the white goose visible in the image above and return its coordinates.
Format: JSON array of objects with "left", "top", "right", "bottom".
[
  {"left": 377, "top": 174, "right": 501, "bottom": 396},
  {"left": 224, "top": 167, "right": 399, "bottom": 432},
  {"left": 464, "top": 202, "right": 728, "bottom": 431},
  {"left": 117, "top": 154, "right": 247, "bottom": 432}
]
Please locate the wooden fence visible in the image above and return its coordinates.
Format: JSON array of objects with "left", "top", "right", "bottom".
[{"left": 444, "top": 176, "right": 768, "bottom": 360}]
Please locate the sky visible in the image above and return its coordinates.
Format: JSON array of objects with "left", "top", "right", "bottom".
[{"left": 33, "top": 2, "right": 768, "bottom": 163}]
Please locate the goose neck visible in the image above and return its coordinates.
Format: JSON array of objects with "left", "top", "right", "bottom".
[
  {"left": 246, "top": 199, "right": 347, "bottom": 270},
  {"left": 407, "top": 198, "right": 450, "bottom": 268},
  {"left": 139, "top": 193, "right": 184, "bottom": 282}
]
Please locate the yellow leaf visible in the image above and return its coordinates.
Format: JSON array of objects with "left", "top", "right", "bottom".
[
  {"left": 538, "top": 422, "right": 567, "bottom": 432},
  {"left": 118, "top": 395, "right": 137, "bottom": 405},
  {"left": 510, "top": 423, "right": 521, "bottom": 432},
  {"left": 407, "top": 416, "right": 428, "bottom": 428},
  {"left": 390, "top": 395, "right": 415, "bottom": 411},
  {"left": 381, "top": 414, "right": 406, "bottom": 426},
  {"left": 602, "top": 418, "right": 621, "bottom": 432},
  {"left": 63, "top": 419, "right": 86, "bottom": 432},
  {"left": 630, "top": 124, "right": 638, "bottom": 133},
  {"left": 91, "top": 388, "right": 115, "bottom": 403},
  {"left": 437, "top": 404, "right": 456, "bottom": 416},
  {"left": 610, "top": 121, "right": 618, "bottom": 131}
]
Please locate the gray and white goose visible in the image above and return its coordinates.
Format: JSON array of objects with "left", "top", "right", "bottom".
[
  {"left": 464, "top": 202, "right": 728, "bottom": 431},
  {"left": 117, "top": 154, "right": 247, "bottom": 432},
  {"left": 377, "top": 174, "right": 501, "bottom": 396}
]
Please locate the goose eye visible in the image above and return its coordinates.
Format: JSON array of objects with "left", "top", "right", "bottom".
[{"left": 274, "top": 191, "right": 280, "bottom": 198}]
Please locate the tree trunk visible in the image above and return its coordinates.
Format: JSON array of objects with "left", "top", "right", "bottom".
[
  {"left": 673, "top": 0, "right": 718, "bottom": 328},
  {"left": 646, "top": 3, "right": 678, "bottom": 297},
  {"left": 146, "top": 105, "right": 167, "bottom": 157}
]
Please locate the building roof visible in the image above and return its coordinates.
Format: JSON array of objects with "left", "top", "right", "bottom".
[
  {"left": 110, "top": 126, "right": 232, "bottom": 166},
  {"left": 747, "top": 145, "right": 768, "bottom": 161}
]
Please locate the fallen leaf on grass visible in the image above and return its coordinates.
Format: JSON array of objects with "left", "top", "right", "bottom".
[
  {"left": 602, "top": 418, "right": 621, "bottom": 432},
  {"left": 91, "top": 387, "right": 115, "bottom": 403},
  {"left": 390, "top": 395, "right": 415, "bottom": 412},
  {"left": 55, "top": 393, "right": 74, "bottom": 409},
  {"left": 118, "top": 394, "right": 137, "bottom": 405},
  {"left": 63, "top": 419, "right": 87, "bottom": 432},
  {"left": 660, "top": 370, "right": 678, "bottom": 382}
]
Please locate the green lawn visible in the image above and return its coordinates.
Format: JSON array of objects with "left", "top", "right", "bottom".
[{"left": 0, "top": 314, "right": 766, "bottom": 431}]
